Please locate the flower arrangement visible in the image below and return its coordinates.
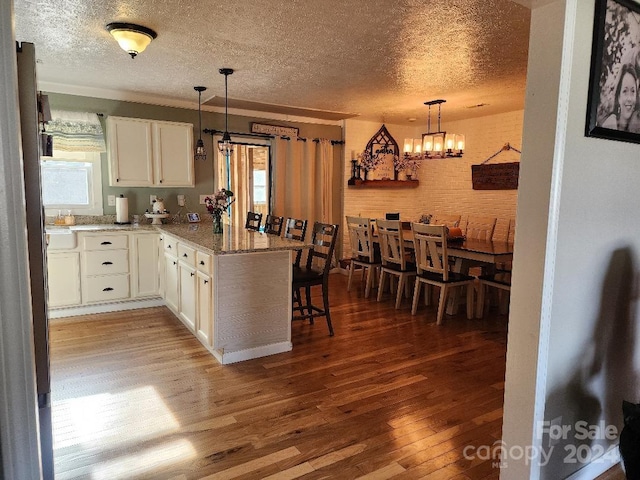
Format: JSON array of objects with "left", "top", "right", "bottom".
[
  {"left": 204, "top": 188, "right": 235, "bottom": 219},
  {"left": 357, "top": 150, "right": 383, "bottom": 172},
  {"left": 394, "top": 154, "right": 421, "bottom": 177}
]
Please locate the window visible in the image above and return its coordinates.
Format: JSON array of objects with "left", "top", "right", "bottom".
[
  {"left": 253, "top": 170, "right": 267, "bottom": 204},
  {"left": 41, "top": 150, "right": 103, "bottom": 216}
]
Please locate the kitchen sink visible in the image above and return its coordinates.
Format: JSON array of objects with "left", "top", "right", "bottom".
[{"left": 45, "top": 229, "right": 76, "bottom": 250}]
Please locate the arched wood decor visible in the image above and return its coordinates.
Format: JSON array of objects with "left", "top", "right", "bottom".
[{"left": 365, "top": 124, "right": 399, "bottom": 180}]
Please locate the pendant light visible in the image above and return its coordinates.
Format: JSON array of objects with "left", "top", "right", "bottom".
[
  {"left": 194, "top": 86, "right": 207, "bottom": 161},
  {"left": 218, "top": 68, "right": 234, "bottom": 157}
]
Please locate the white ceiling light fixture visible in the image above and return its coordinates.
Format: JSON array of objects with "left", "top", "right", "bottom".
[
  {"left": 194, "top": 86, "right": 207, "bottom": 161},
  {"left": 106, "top": 22, "right": 157, "bottom": 59},
  {"left": 218, "top": 68, "right": 234, "bottom": 157},
  {"left": 404, "top": 99, "right": 465, "bottom": 159}
]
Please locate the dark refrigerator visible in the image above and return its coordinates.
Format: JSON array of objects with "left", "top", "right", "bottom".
[{"left": 16, "top": 41, "right": 55, "bottom": 480}]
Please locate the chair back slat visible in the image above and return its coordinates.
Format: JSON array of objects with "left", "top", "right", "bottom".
[
  {"left": 346, "top": 216, "right": 375, "bottom": 261},
  {"left": 306, "top": 222, "right": 339, "bottom": 274},
  {"left": 412, "top": 223, "right": 449, "bottom": 281},
  {"left": 245, "top": 211, "right": 263, "bottom": 231},
  {"left": 264, "top": 214, "right": 284, "bottom": 236},
  {"left": 376, "top": 219, "right": 409, "bottom": 269}
]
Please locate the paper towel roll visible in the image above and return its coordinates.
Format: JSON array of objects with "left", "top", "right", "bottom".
[{"left": 116, "top": 195, "right": 129, "bottom": 223}]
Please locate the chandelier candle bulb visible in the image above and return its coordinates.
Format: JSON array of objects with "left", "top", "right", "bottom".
[
  {"left": 403, "top": 139, "right": 413, "bottom": 153},
  {"left": 413, "top": 139, "right": 422, "bottom": 153}
]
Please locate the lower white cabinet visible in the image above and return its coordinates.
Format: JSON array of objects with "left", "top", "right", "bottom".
[
  {"left": 197, "top": 271, "right": 213, "bottom": 347},
  {"left": 164, "top": 251, "right": 179, "bottom": 313},
  {"left": 132, "top": 233, "right": 159, "bottom": 298},
  {"left": 47, "top": 252, "right": 81, "bottom": 307},
  {"left": 179, "top": 262, "right": 197, "bottom": 331}
]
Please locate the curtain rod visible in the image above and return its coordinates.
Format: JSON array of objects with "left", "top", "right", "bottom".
[{"left": 203, "top": 128, "right": 344, "bottom": 145}]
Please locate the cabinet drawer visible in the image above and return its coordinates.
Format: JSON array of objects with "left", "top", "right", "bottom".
[
  {"left": 83, "top": 234, "right": 128, "bottom": 250},
  {"left": 196, "top": 250, "right": 212, "bottom": 274},
  {"left": 84, "top": 274, "right": 130, "bottom": 303},
  {"left": 163, "top": 235, "right": 178, "bottom": 254},
  {"left": 177, "top": 243, "right": 196, "bottom": 267},
  {"left": 84, "top": 249, "right": 129, "bottom": 275}
]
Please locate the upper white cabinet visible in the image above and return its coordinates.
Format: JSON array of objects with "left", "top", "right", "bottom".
[{"left": 107, "top": 116, "right": 194, "bottom": 187}]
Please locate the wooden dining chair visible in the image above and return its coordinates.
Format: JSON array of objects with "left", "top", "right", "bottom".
[
  {"left": 464, "top": 216, "right": 497, "bottom": 241},
  {"left": 430, "top": 214, "right": 461, "bottom": 228},
  {"left": 411, "top": 223, "right": 475, "bottom": 325},
  {"left": 376, "top": 218, "right": 416, "bottom": 309},
  {"left": 292, "top": 222, "right": 339, "bottom": 336},
  {"left": 284, "top": 218, "right": 308, "bottom": 267},
  {"left": 245, "top": 211, "right": 263, "bottom": 231},
  {"left": 346, "top": 216, "right": 380, "bottom": 298},
  {"left": 264, "top": 214, "right": 284, "bottom": 236},
  {"left": 476, "top": 271, "right": 511, "bottom": 318}
]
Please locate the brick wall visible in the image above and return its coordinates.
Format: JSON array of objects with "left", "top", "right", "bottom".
[{"left": 342, "top": 110, "right": 524, "bottom": 257}]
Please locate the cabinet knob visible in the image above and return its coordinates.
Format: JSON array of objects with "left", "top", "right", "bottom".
[
  {"left": 103, "top": 287, "right": 114, "bottom": 292},
  {"left": 102, "top": 261, "right": 113, "bottom": 265},
  {"left": 159, "top": 179, "right": 163, "bottom": 183},
  {"left": 199, "top": 261, "right": 205, "bottom": 265},
  {"left": 173, "top": 261, "right": 177, "bottom": 265},
  {"left": 116, "top": 178, "right": 119, "bottom": 182},
  {"left": 190, "top": 272, "right": 194, "bottom": 277},
  {"left": 101, "top": 241, "right": 112, "bottom": 245},
  {"left": 204, "top": 279, "right": 209, "bottom": 284},
  {"left": 183, "top": 253, "right": 188, "bottom": 258},
  {"left": 167, "top": 245, "right": 172, "bottom": 249}
]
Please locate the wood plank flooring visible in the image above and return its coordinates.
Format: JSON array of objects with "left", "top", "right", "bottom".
[{"left": 50, "top": 274, "right": 509, "bottom": 479}]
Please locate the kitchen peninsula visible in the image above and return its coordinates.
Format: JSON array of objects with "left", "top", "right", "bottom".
[{"left": 47, "top": 222, "right": 306, "bottom": 364}]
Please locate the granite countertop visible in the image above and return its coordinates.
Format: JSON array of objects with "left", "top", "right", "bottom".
[
  {"left": 157, "top": 224, "right": 307, "bottom": 255},
  {"left": 46, "top": 224, "right": 156, "bottom": 232}
]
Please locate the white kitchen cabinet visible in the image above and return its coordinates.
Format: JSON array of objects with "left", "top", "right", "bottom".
[
  {"left": 196, "top": 271, "right": 213, "bottom": 347},
  {"left": 153, "top": 121, "right": 194, "bottom": 187},
  {"left": 81, "top": 233, "right": 130, "bottom": 304},
  {"left": 107, "top": 116, "right": 194, "bottom": 187},
  {"left": 106, "top": 117, "right": 154, "bottom": 187},
  {"left": 47, "top": 252, "right": 81, "bottom": 307},
  {"left": 164, "top": 251, "right": 179, "bottom": 313},
  {"left": 131, "top": 233, "right": 159, "bottom": 298},
  {"left": 179, "top": 262, "right": 197, "bottom": 332}
]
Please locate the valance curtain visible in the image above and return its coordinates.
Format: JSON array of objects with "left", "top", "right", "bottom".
[
  {"left": 47, "top": 110, "right": 106, "bottom": 152},
  {"left": 272, "top": 137, "right": 339, "bottom": 257}
]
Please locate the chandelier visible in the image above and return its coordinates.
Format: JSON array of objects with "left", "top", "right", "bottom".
[
  {"left": 404, "top": 99, "right": 465, "bottom": 159},
  {"left": 218, "top": 68, "right": 234, "bottom": 157}
]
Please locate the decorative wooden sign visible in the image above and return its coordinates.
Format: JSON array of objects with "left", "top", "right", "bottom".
[
  {"left": 365, "top": 124, "right": 399, "bottom": 181},
  {"left": 471, "top": 162, "right": 520, "bottom": 190},
  {"left": 251, "top": 122, "right": 299, "bottom": 137}
]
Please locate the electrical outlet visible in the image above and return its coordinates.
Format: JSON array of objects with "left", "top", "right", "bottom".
[
  {"left": 150, "top": 194, "right": 157, "bottom": 205},
  {"left": 177, "top": 194, "right": 185, "bottom": 207},
  {"left": 107, "top": 195, "right": 116, "bottom": 206}
]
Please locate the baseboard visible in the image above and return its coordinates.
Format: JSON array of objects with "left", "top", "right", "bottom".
[
  {"left": 213, "top": 341, "right": 293, "bottom": 365},
  {"left": 49, "top": 298, "right": 165, "bottom": 319},
  {"left": 565, "top": 448, "right": 620, "bottom": 480}
]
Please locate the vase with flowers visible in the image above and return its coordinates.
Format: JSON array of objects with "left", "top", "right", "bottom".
[
  {"left": 357, "top": 150, "right": 383, "bottom": 181},
  {"left": 204, "top": 188, "right": 235, "bottom": 234},
  {"left": 393, "top": 154, "right": 421, "bottom": 180}
]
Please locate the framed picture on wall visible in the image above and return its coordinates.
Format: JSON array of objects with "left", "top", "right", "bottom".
[
  {"left": 364, "top": 125, "right": 399, "bottom": 180},
  {"left": 586, "top": 0, "right": 640, "bottom": 144}
]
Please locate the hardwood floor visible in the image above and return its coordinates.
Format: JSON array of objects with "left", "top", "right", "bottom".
[{"left": 50, "top": 274, "right": 509, "bottom": 479}]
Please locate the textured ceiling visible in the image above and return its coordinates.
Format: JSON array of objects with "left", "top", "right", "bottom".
[{"left": 14, "top": 0, "right": 531, "bottom": 124}]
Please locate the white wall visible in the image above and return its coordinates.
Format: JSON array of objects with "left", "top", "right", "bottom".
[{"left": 503, "top": 0, "right": 640, "bottom": 478}]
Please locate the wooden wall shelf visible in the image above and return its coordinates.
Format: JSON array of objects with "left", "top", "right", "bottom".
[{"left": 347, "top": 179, "right": 419, "bottom": 188}]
